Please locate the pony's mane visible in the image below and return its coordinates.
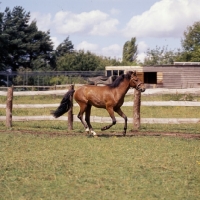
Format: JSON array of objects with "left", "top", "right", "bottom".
[{"left": 108, "top": 71, "right": 132, "bottom": 88}]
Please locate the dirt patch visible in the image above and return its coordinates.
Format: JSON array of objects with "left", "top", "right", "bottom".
[
  {"left": 1, "top": 130, "right": 200, "bottom": 139},
  {"left": 96, "top": 132, "right": 200, "bottom": 139},
  {"left": 128, "top": 132, "right": 200, "bottom": 139}
]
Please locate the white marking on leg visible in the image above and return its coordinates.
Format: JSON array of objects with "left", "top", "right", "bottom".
[
  {"left": 85, "top": 128, "right": 89, "bottom": 133},
  {"left": 91, "top": 130, "right": 97, "bottom": 136}
]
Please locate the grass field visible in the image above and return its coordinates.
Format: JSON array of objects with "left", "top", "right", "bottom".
[
  {"left": 0, "top": 131, "right": 200, "bottom": 200},
  {"left": 0, "top": 93, "right": 200, "bottom": 199}
]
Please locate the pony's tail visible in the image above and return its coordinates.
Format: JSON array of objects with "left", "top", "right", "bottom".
[{"left": 51, "top": 89, "right": 75, "bottom": 118}]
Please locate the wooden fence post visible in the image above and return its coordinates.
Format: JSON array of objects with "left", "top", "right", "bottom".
[
  {"left": 6, "top": 86, "right": 14, "bottom": 128},
  {"left": 133, "top": 89, "right": 141, "bottom": 130},
  {"left": 68, "top": 84, "right": 74, "bottom": 130}
]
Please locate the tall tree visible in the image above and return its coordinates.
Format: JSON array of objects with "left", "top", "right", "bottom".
[
  {"left": 0, "top": 6, "right": 54, "bottom": 71},
  {"left": 2, "top": 6, "right": 31, "bottom": 70},
  {"left": 0, "top": 10, "right": 9, "bottom": 70},
  {"left": 181, "top": 21, "right": 200, "bottom": 62},
  {"left": 56, "top": 36, "right": 74, "bottom": 57},
  {"left": 122, "top": 37, "right": 138, "bottom": 63},
  {"left": 25, "top": 20, "right": 54, "bottom": 70}
]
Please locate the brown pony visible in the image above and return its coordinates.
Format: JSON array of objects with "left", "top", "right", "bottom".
[{"left": 51, "top": 71, "right": 145, "bottom": 136}]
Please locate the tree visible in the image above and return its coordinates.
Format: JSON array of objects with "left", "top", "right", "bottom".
[
  {"left": 25, "top": 21, "right": 54, "bottom": 71},
  {"left": 0, "top": 10, "right": 9, "bottom": 70},
  {"left": 0, "top": 6, "right": 54, "bottom": 71},
  {"left": 56, "top": 50, "right": 122, "bottom": 71},
  {"left": 122, "top": 37, "right": 138, "bottom": 63},
  {"left": 142, "top": 46, "right": 176, "bottom": 66},
  {"left": 180, "top": 21, "right": 200, "bottom": 62},
  {"left": 56, "top": 36, "right": 74, "bottom": 57},
  {"left": 57, "top": 50, "right": 101, "bottom": 71},
  {"left": 2, "top": 7, "right": 31, "bottom": 70}
]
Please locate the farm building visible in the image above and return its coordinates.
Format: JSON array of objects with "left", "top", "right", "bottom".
[{"left": 105, "top": 62, "right": 200, "bottom": 89}]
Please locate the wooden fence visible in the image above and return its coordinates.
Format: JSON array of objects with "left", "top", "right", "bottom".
[
  {"left": 1, "top": 86, "right": 142, "bottom": 130},
  {"left": 1, "top": 86, "right": 200, "bottom": 130}
]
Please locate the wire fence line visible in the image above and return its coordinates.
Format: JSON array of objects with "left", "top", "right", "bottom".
[{"left": 0, "top": 71, "right": 105, "bottom": 86}]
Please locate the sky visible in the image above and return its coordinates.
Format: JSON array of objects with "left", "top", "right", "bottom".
[{"left": 1, "top": 0, "right": 200, "bottom": 62}]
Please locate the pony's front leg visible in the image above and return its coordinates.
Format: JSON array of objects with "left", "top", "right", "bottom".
[
  {"left": 101, "top": 106, "right": 116, "bottom": 131},
  {"left": 115, "top": 108, "right": 127, "bottom": 136},
  {"left": 85, "top": 128, "right": 97, "bottom": 137},
  {"left": 101, "top": 117, "right": 116, "bottom": 131}
]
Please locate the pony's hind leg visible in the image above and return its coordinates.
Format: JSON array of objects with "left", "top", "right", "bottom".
[
  {"left": 85, "top": 105, "right": 97, "bottom": 136},
  {"left": 77, "top": 103, "right": 89, "bottom": 133}
]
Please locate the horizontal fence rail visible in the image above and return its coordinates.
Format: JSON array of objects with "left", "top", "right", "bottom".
[
  {"left": 1, "top": 87, "right": 200, "bottom": 126},
  {"left": 1, "top": 87, "right": 200, "bottom": 96},
  {"left": 0, "top": 116, "right": 200, "bottom": 124},
  {"left": 1, "top": 101, "right": 200, "bottom": 108}
]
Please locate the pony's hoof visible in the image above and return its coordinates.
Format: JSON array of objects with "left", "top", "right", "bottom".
[
  {"left": 85, "top": 128, "right": 90, "bottom": 133},
  {"left": 91, "top": 130, "right": 97, "bottom": 137}
]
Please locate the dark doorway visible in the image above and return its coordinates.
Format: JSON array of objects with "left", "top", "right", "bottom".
[{"left": 144, "top": 72, "right": 157, "bottom": 84}]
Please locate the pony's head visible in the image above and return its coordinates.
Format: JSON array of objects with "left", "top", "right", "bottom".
[{"left": 128, "top": 71, "right": 145, "bottom": 92}]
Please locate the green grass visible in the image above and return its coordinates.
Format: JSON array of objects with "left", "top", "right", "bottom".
[
  {"left": 0, "top": 95, "right": 63, "bottom": 104},
  {"left": 1, "top": 120, "right": 200, "bottom": 136},
  {"left": 1, "top": 105, "right": 200, "bottom": 119},
  {"left": 0, "top": 94, "right": 200, "bottom": 199},
  {"left": 0, "top": 132, "right": 200, "bottom": 200}
]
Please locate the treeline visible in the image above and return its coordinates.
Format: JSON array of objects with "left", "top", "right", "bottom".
[
  {"left": 0, "top": 6, "right": 200, "bottom": 73},
  {"left": 0, "top": 6, "right": 124, "bottom": 73}
]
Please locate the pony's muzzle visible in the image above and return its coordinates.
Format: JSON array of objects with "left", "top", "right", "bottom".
[{"left": 136, "top": 83, "right": 146, "bottom": 92}]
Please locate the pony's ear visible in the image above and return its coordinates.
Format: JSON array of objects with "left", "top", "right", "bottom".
[{"left": 130, "top": 71, "right": 137, "bottom": 78}]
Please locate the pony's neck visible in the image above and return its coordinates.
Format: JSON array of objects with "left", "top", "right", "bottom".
[{"left": 115, "top": 78, "right": 130, "bottom": 97}]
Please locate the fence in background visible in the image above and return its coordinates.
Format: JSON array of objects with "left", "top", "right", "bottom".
[
  {"left": 1, "top": 87, "right": 200, "bottom": 130},
  {"left": 2, "top": 86, "right": 142, "bottom": 130},
  {"left": 0, "top": 71, "right": 105, "bottom": 87}
]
